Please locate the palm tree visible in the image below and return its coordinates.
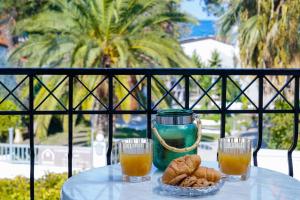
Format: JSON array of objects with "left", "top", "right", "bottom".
[
  {"left": 218, "top": 0, "right": 300, "bottom": 69},
  {"left": 208, "top": 50, "right": 221, "bottom": 67},
  {"left": 8, "top": 0, "right": 196, "bottom": 140},
  {"left": 218, "top": 0, "right": 300, "bottom": 101}
]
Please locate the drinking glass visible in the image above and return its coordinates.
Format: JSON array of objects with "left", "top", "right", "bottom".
[
  {"left": 119, "top": 138, "right": 152, "bottom": 182},
  {"left": 218, "top": 137, "right": 251, "bottom": 180}
]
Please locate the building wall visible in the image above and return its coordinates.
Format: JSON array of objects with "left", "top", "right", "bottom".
[{"left": 181, "top": 38, "right": 240, "bottom": 68}]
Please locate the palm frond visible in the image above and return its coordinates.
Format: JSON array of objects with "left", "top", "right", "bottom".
[{"left": 9, "top": 0, "right": 194, "bottom": 136}]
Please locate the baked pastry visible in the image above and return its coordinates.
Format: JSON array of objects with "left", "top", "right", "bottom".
[
  {"left": 192, "top": 178, "right": 209, "bottom": 187},
  {"left": 192, "top": 166, "right": 221, "bottom": 182},
  {"left": 192, "top": 178, "right": 216, "bottom": 187},
  {"left": 179, "top": 176, "right": 198, "bottom": 187},
  {"left": 162, "top": 155, "right": 201, "bottom": 184},
  {"left": 168, "top": 173, "right": 188, "bottom": 185},
  {"left": 161, "top": 155, "right": 221, "bottom": 188}
]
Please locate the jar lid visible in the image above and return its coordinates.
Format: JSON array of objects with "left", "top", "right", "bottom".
[{"left": 156, "top": 109, "right": 193, "bottom": 125}]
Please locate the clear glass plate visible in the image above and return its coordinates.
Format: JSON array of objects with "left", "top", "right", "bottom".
[{"left": 157, "top": 177, "right": 225, "bottom": 197}]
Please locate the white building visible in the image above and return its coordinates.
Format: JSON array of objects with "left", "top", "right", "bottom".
[
  {"left": 181, "top": 37, "right": 260, "bottom": 106},
  {"left": 181, "top": 37, "right": 239, "bottom": 68}
]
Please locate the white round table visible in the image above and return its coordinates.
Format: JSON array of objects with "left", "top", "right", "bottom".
[{"left": 61, "top": 162, "right": 300, "bottom": 200}]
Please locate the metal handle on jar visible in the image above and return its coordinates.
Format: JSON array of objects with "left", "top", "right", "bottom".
[{"left": 151, "top": 116, "right": 202, "bottom": 153}]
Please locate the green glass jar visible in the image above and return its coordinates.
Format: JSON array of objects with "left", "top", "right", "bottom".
[{"left": 152, "top": 109, "right": 201, "bottom": 170}]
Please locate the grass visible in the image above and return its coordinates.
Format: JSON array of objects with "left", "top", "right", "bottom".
[
  {"left": 201, "top": 134, "right": 218, "bottom": 142},
  {"left": 114, "top": 127, "right": 146, "bottom": 138},
  {"left": 39, "top": 132, "right": 68, "bottom": 145}
]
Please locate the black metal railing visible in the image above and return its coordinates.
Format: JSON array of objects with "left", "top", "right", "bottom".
[{"left": 0, "top": 68, "right": 299, "bottom": 200}]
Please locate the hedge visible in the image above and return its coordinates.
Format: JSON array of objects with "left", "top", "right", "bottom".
[{"left": 0, "top": 173, "right": 67, "bottom": 200}]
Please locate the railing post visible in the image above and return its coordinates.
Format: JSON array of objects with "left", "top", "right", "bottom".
[
  {"left": 253, "top": 75, "right": 263, "bottom": 166},
  {"left": 68, "top": 75, "right": 73, "bottom": 177},
  {"left": 147, "top": 75, "right": 152, "bottom": 139},
  {"left": 106, "top": 75, "right": 113, "bottom": 165},
  {"left": 29, "top": 74, "right": 34, "bottom": 200},
  {"left": 221, "top": 75, "right": 227, "bottom": 138},
  {"left": 288, "top": 75, "right": 299, "bottom": 176}
]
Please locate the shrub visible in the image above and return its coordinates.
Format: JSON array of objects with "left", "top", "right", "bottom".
[
  {"left": 267, "top": 100, "right": 295, "bottom": 150},
  {"left": 0, "top": 173, "right": 67, "bottom": 200},
  {"left": 0, "top": 100, "right": 20, "bottom": 140},
  {"left": 0, "top": 176, "right": 30, "bottom": 200}
]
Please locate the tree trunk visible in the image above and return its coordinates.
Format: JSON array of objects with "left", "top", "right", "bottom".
[
  {"left": 91, "top": 90, "right": 109, "bottom": 137},
  {"left": 91, "top": 112, "right": 109, "bottom": 137},
  {"left": 129, "top": 75, "right": 139, "bottom": 110},
  {"left": 90, "top": 75, "right": 114, "bottom": 138},
  {"left": 91, "top": 108, "right": 116, "bottom": 139}
]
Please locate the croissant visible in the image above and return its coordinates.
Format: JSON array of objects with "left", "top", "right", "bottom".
[
  {"left": 179, "top": 176, "right": 198, "bottom": 187},
  {"left": 162, "top": 155, "right": 201, "bottom": 185},
  {"left": 192, "top": 166, "right": 221, "bottom": 182}
]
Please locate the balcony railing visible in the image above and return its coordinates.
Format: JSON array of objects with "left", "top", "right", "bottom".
[{"left": 0, "top": 68, "right": 299, "bottom": 200}]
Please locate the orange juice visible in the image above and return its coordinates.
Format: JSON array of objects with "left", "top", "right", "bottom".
[
  {"left": 218, "top": 152, "right": 251, "bottom": 175},
  {"left": 120, "top": 153, "right": 152, "bottom": 176}
]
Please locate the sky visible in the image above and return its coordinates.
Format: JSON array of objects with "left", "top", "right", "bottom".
[{"left": 180, "top": 0, "right": 218, "bottom": 20}]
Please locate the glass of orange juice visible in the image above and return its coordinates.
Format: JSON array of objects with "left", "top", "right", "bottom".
[
  {"left": 218, "top": 137, "right": 251, "bottom": 180},
  {"left": 119, "top": 138, "right": 152, "bottom": 182}
]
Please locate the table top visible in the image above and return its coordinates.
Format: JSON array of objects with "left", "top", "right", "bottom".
[{"left": 61, "top": 162, "right": 300, "bottom": 200}]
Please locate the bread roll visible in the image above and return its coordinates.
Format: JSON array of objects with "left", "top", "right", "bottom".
[
  {"left": 162, "top": 155, "right": 201, "bottom": 184},
  {"left": 192, "top": 166, "right": 221, "bottom": 182}
]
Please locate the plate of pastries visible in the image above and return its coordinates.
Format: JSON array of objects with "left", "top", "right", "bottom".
[{"left": 158, "top": 154, "right": 224, "bottom": 196}]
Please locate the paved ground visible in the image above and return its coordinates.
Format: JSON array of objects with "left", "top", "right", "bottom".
[{"left": 0, "top": 161, "right": 69, "bottom": 179}]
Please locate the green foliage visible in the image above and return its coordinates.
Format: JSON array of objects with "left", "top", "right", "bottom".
[
  {"left": 201, "top": 134, "right": 218, "bottom": 142},
  {"left": 115, "top": 127, "right": 146, "bottom": 138},
  {"left": 0, "top": 0, "right": 48, "bottom": 20},
  {"left": 35, "top": 173, "right": 67, "bottom": 200},
  {"left": 191, "top": 50, "right": 242, "bottom": 136},
  {"left": 191, "top": 49, "right": 241, "bottom": 109},
  {"left": 0, "top": 100, "right": 20, "bottom": 139},
  {"left": 225, "top": 115, "right": 233, "bottom": 136},
  {"left": 0, "top": 173, "right": 67, "bottom": 200},
  {"left": 191, "top": 51, "right": 213, "bottom": 93},
  {"left": 9, "top": 0, "right": 195, "bottom": 68},
  {"left": 204, "top": 114, "right": 219, "bottom": 122},
  {"left": 219, "top": 0, "right": 300, "bottom": 68},
  {"left": 191, "top": 51, "right": 206, "bottom": 68},
  {"left": 208, "top": 50, "right": 222, "bottom": 67},
  {"left": 191, "top": 51, "right": 214, "bottom": 109},
  {"left": 192, "top": 50, "right": 223, "bottom": 68},
  {"left": 267, "top": 100, "right": 297, "bottom": 150},
  {"left": 241, "top": 96, "right": 249, "bottom": 110},
  {"left": 225, "top": 77, "right": 242, "bottom": 103},
  {"left": 0, "top": 176, "right": 30, "bottom": 200},
  {"left": 7, "top": 0, "right": 196, "bottom": 138}
]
